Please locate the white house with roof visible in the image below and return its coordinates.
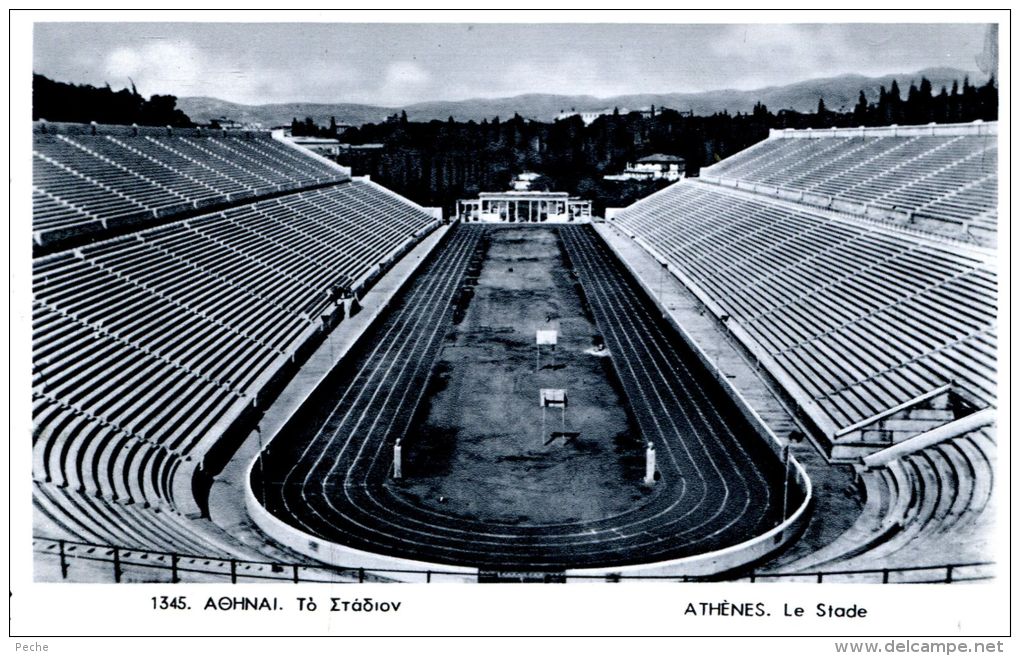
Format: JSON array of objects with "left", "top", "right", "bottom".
[{"left": 604, "top": 154, "right": 686, "bottom": 182}]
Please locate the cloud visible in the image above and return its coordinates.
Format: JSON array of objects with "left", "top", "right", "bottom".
[
  {"left": 386, "top": 60, "right": 431, "bottom": 86},
  {"left": 703, "top": 25, "right": 857, "bottom": 89},
  {"left": 245, "top": 61, "right": 363, "bottom": 104},
  {"left": 100, "top": 38, "right": 363, "bottom": 104},
  {"left": 465, "top": 54, "right": 638, "bottom": 100},
  {"left": 372, "top": 60, "right": 432, "bottom": 105},
  {"left": 104, "top": 39, "right": 204, "bottom": 95}
]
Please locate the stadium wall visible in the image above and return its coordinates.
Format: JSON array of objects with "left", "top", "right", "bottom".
[
  {"left": 35, "top": 120, "right": 270, "bottom": 138},
  {"left": 193, "top": 215, "right": 440, "bottom": 503},
  {"left": 565, "top": 485, "right": 811, "bottom": 578},
  {"left": 244, "top": 481, "right": 477, "bottom": 582},
  {"left": 768, "top": 120, "right": 996, "bottom": 140}
]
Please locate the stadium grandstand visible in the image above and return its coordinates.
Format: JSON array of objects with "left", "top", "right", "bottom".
[
  {"left": 31, "top": 119, "right": 998, "bottom": 584},
  {"left": 32, "top": 121, "right": 442, "bottom": 568},
  {"left": 608, "top": 120, "right": 997, "bottom": 577},
  {"left": 698, "top": 122, "right": 997, "bottom": 246},
  {"left": 32, "top": 121, "right": 350, "bottom": 251}
]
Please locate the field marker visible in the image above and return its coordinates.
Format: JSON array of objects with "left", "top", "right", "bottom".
[
  {"left": 536, "top": 329, "right": 558, "bottom": 371},
  {"left": 644, "top": 442, "right": 657, "bottom": 485},
  {"left": 540, "top": 388, "right": 568, "bottom": 445}
]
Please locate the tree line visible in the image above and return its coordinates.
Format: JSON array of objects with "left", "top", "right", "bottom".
[
  {"left": 828, "top": 76, "right": 997, "bottom": 127},
  {"left": 33, "top": 74, "right": 193, "bottom": 127},
  {"left": 290, "top": 115, "right": 343, "bottom": 138},
  {"left": 332, "top": 75, "right": 997, "bottom": 216}
]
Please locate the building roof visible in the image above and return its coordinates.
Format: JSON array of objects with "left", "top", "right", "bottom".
[
  {"left": 478, "top": 191, "right": 570, "bottom": 199},
  {"left": 289, "top": 137, "right": 341, "bottom": 145},
  {"left": 339, "top": 143, "right": 385, "bottom": 149},
  {"left": 636, "top": 154, "right": 685, "bottom": 164}
]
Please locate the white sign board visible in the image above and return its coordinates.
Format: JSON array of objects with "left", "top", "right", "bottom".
[{"left": 536, "top": 329, "right": 558, "bottom": 345}]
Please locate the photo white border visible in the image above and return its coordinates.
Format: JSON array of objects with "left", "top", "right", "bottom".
[{"left": 6, "top": 7, "right": 1013, "bottom": 652}]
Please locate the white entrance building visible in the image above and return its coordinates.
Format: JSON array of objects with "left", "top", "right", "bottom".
[{"left": 456, "top": 191, "right": 593, "bottom": 223}]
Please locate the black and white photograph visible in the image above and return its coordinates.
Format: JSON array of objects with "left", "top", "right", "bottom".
[{"left": 8, "top": 8, "right": 1011, "bottom": 647}]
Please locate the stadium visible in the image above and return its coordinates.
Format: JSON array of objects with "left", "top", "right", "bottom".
[{"left": 29, "top": 112, "right": 997, "bottom": 583}]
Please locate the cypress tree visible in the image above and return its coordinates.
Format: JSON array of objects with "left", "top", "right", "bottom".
[{"left": 853, "top": 90, "right": 869, "bottom": 124}]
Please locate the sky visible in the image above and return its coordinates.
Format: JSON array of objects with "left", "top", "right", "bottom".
[{"left": 32, "top": 22, "right": 991, "bottom": 107}]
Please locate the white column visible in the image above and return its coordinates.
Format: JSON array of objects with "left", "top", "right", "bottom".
[{"left": 644, "top": 442, "right": 656, "bottom": 484}]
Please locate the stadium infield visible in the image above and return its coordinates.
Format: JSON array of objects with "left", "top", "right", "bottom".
[
  {"left": 256, "top": 223, "right": 794, "bottom": 571},
  {"left": 394, "top": 227, "right": 645, "bottom": 525}
]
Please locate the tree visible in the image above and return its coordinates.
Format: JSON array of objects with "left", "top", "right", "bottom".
[
  {"left": 918, "top": 77, "right": 933, "bottom": 98},
  {"left": 32, "top": 74, "right": 194, "bottom": 126},
  {"left": 917, "top": 77, "right": 933, "bottom": 123},
  {"left": 528, "top": 173, "right": 557, "bottom": 192},
  {"left": 888, "top": 80, "right": 903, "bottom": 123},
  {"left": 961, "top": 76, "right": 977, "bottom": 120},
  {"left": 853, "top": 90, "right": 869, "bottom": 123},
  {"left": 977, "top": 76, "right": 998, "bottom": 121},
  {"left": 145, "top": 94, "right": 192, "bottom": 126}
]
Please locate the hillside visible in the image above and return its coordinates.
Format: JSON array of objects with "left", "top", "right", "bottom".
[{"left": 175, "top": 97, "right": 393, "bottom": 127}]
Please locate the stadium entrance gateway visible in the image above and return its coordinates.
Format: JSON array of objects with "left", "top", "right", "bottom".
[{"left": 456, "top": 191, "right": 592, "bottom": 223}]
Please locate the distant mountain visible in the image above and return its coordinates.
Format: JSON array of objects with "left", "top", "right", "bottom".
[
  {"left": 402, "top": 93, "right": 604, "bottom": 123},
  {"left": 640, "top": 67, "right": 983, "bottom": 117},
  {"left": 175, "top": 97, "right": 394, "bottom": 128},
  {"left": 179, "top": 67, "right": 984, "bottom": 127}
]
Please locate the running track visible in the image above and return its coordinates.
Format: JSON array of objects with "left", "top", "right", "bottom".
[{"left": 257, "top": 224, "right": 791, "bottom": 570}]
